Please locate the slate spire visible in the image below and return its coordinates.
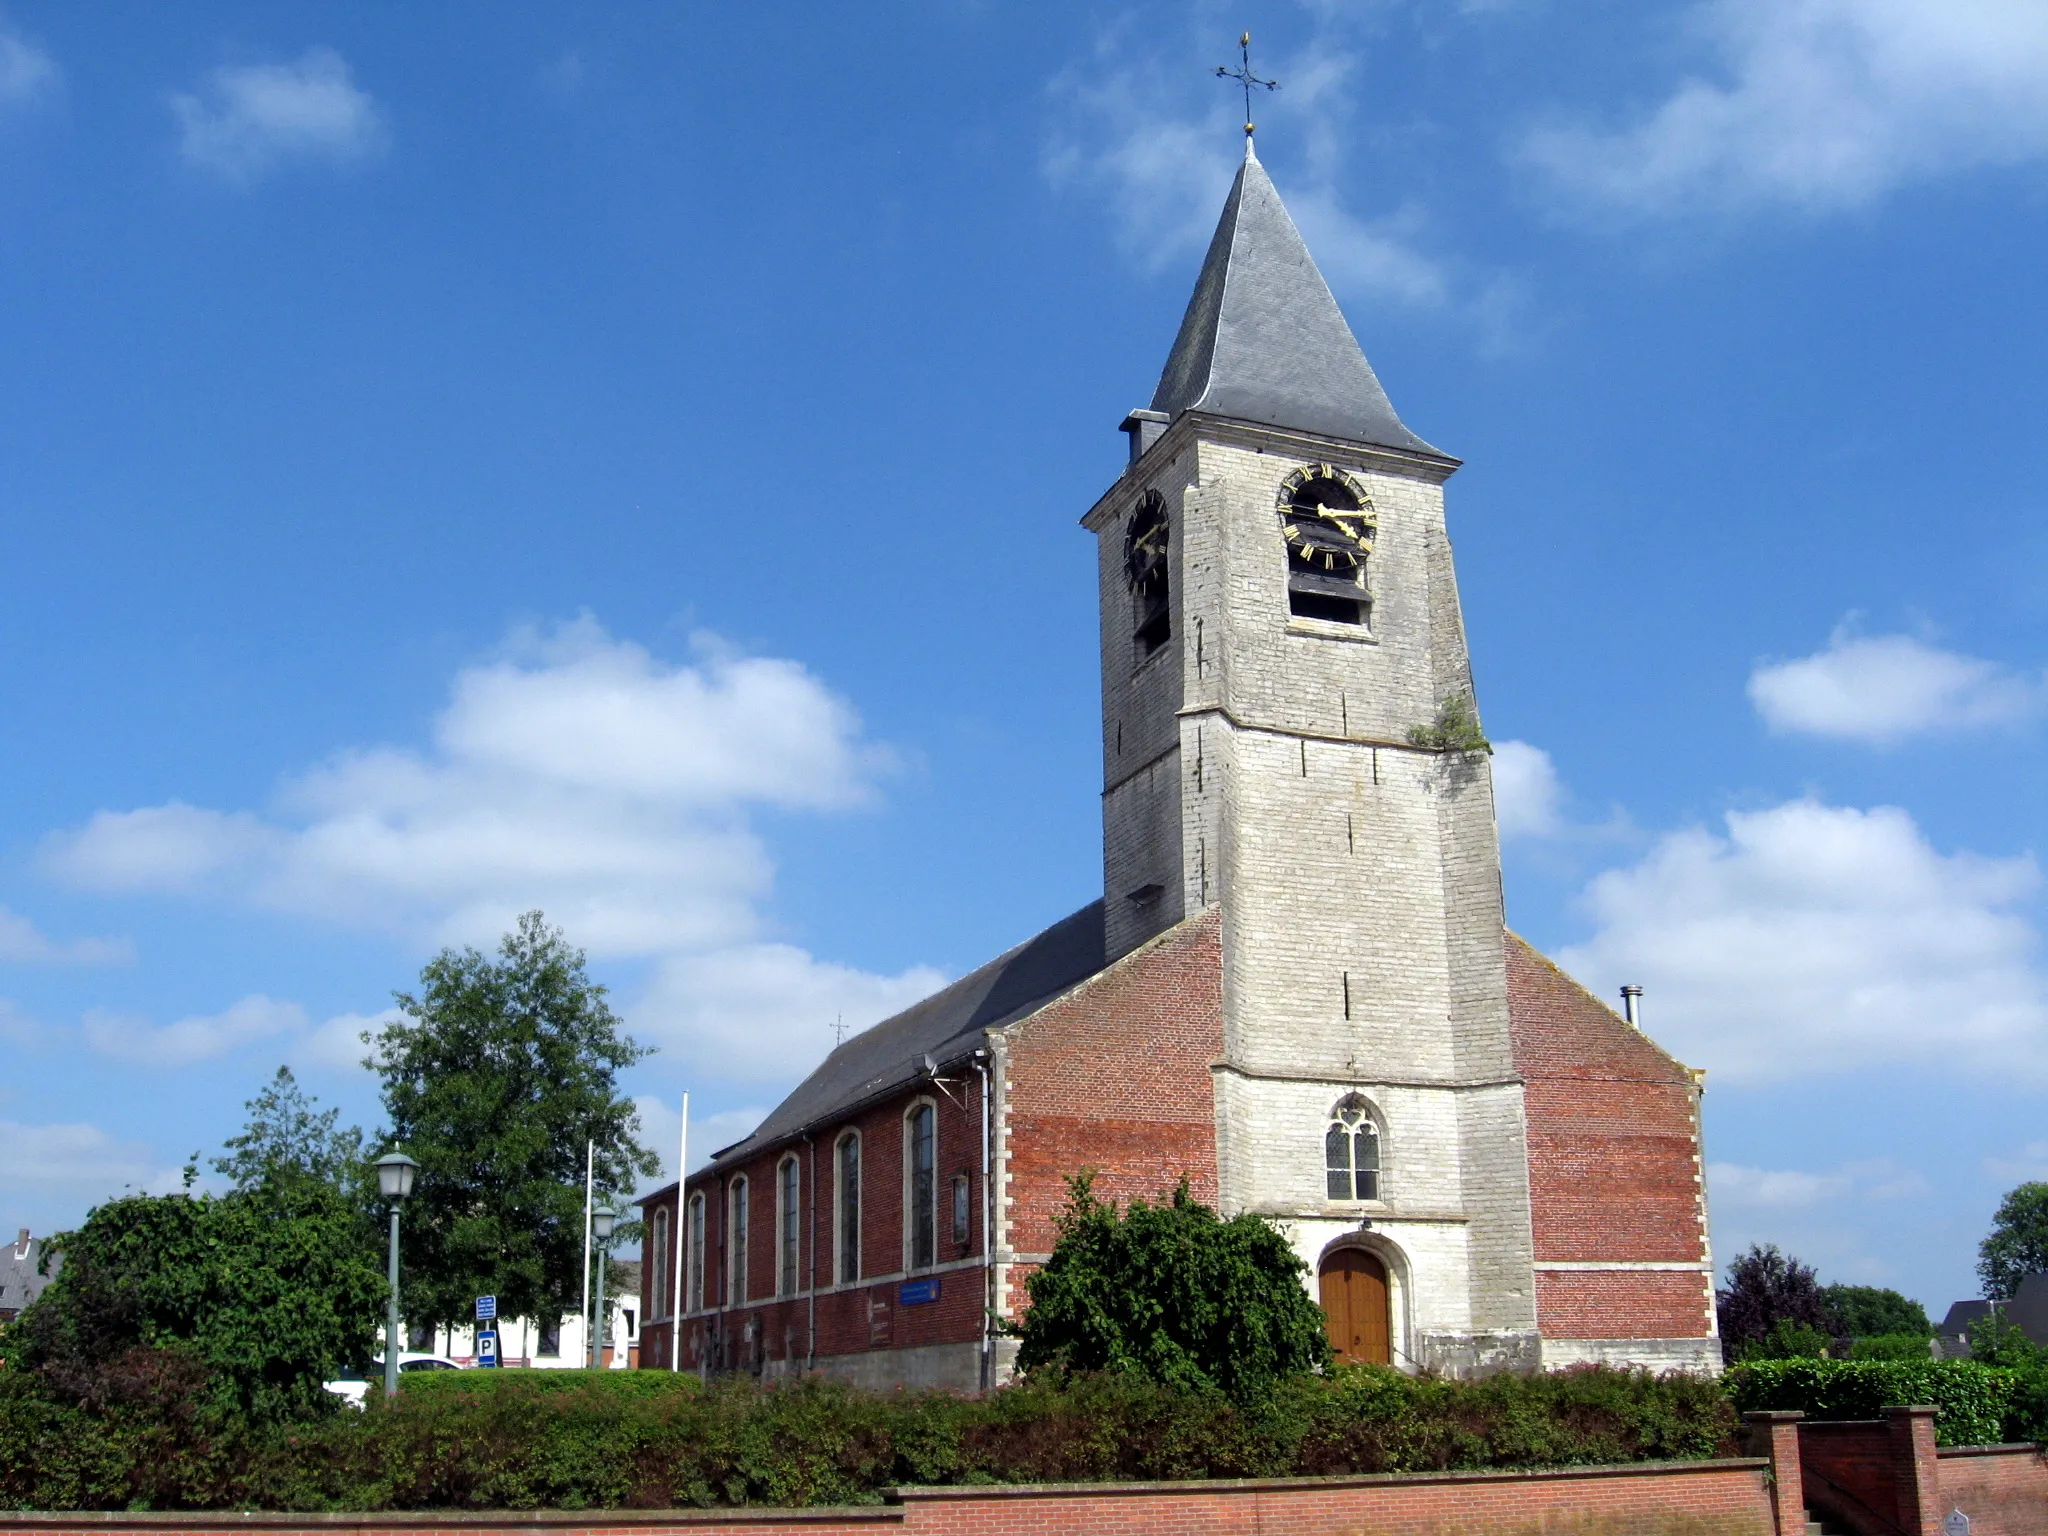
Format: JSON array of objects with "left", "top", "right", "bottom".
[{"left": 1150, "top": 143, "right": 1439, "bottom": 457}]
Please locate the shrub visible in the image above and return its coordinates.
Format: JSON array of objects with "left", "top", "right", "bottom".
[
  {"left": 1846, "top": 1335, "right": 1936, "bottom": 1362},
  {"left": 1724, "top": 1358, "right": 2016, "bottom": 1446},
  {"left": 1013, "top": 1176, "right": 1330, "bottom": 1400},
  {"left": 8, "top": 1180, "right": 383, "bottom": 1424},
  {"left": 1738, "top": 1319, "right": 1831, "bottom": 1362},
  {"left": 0, "top": 1364, "right": 1740, "bottom": 1511}
]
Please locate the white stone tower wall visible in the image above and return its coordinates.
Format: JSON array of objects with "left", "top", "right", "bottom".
[{"left": 1085, "top": 416, "right": 1540, "bottom": 1373}]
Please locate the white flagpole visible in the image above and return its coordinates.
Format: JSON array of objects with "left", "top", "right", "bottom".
[
  {"left": 671, "top": 1091, "right": 688, "bottom": 1370},
  {"left": 581, "top": 1140, "right": 594, "bottom": 1369}
]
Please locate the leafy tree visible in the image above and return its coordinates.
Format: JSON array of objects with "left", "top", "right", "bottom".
[
  {"left": 1014, "top": 1174, "right": 1330, "bottom": 1400},
  {"left": 213, "top": 1065, "right": 365, "bottom": 1193},
  {"left": 375, "top": 911, "right": 659, "bottom": 1335},
  {"left": 8, "top": 1180, "right": 383, "bottom": 1422},
  {"left": 1978, "top": 1182, "right": 2048, "bottom": 1301},
  {"left": 1718, "top": 1243, "right": 1831, "bottom": 1363},
  {"left": 1742, "top": 1318, "right": 1832, "bottom": 1361},
  {"left": 1823, "top": 1283, "right": 1931, "bottom": 1340}
]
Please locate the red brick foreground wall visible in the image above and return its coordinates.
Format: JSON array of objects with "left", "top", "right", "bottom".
[
  {"left": 0, "top": 1459, "right": 1777, "bottom": 1536},
  {"left": 1939, "top": 1444, "right": 2048, "bottom": 1536}
]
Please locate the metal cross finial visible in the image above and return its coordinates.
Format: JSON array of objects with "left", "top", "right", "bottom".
[{"left": 1215, "top": 31, "right": 1278, "bottom": 140}]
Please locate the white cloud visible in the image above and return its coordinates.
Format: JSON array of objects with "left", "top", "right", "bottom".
[
  {"left": 0, "top": 907, "right": 130, "bottom": 965},
  {"left": 290, "top": 1009, "right": 396, "bottom": 1076},
  {"left": 43, "top": 619, "right": 943, "bottom": 1093},
  {"left": 83, "top": 994, "right": 307, "bottom": 1068},
  {"left": 1521, "top": 0, "right": 2048, "bottom": 217},
  {"left": 0, "top": 1118, "right": 187, "bottom": 1201},
  {"left": 1983, "top": 1140, "right": 2048, "bottom": 1183},
  {"left": 45, "top": 620, "right": 888, "bottom": 959},
  {"left": 172, "top": 47, "right": 386, "bottom": 183},
  {"left": 1711, "top": 1158, "right": 1929, "bottom": 1208},
  {"left": 635, "top": 944, "right": 947, "bottom": 1086},
  {"left": 0, "top": 25, "right": 57, "bottom": 109},
  {"left": 1042, "top": 30, "right": 1487, "bottom": 323},
  {"left": 1749, "top": 628, "right": 2039, "bottom": 745},
  {"left": 0, "top": 998, "right": 58, "bottom": 1052},
  {"left": 1492, "top": 739, "right": 1565, "bottom": 839},
  {"left": 634, "top": 1094, "right": 767, "bottom": 1187},
  {"left": 1557, "top": 799, "right": 2048, "bottom": 1084}
]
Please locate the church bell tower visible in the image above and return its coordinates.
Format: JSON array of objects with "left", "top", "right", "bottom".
[{"left": 1081, "top": 142, "right": 1541, "bottom": 1373}]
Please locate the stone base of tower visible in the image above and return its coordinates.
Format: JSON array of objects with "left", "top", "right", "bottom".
[{"left": 1539, "top": 1336, "right": 1724, "bottom": 1375}]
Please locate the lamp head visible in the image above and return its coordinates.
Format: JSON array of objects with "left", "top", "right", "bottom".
[
  {"left": 375, "top": 1151, "right": 419, "bottom": 1202},
  {"left": 592, "top": 1204, "right": 617, "bottom": 1243}
]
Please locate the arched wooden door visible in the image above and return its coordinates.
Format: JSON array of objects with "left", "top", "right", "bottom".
[{"left": 1319, "top": 1249, "right": 1391, "bottom": 1365}]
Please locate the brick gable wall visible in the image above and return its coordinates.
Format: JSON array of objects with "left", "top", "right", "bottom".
[
  {"left": 1505, "top": 933, "right": 1715, "bottom": 1342},
  {"left": 997, "top": 908, "right": 1225, "bottom": 1319}
]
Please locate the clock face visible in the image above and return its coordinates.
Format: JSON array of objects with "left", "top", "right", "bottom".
[
  {"left": 1125, "top": 492, "right": 1169, "bottom": 588},
  {"left": 1283, "top": 506, "right": 1374, "bottom": 571},
  {"left": 1277, "top": 465, "right": 1376, "bottom": 572}
]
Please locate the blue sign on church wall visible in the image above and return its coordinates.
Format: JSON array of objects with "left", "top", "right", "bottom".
[{"left": 899, "top": 1279, "right": 939, "bottom": 1306}]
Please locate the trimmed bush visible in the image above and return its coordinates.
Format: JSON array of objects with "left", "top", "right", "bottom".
[
  {"left": 1723, "top": 1358, "right": 2016, "bottom": 1446},
  {"left": 0, "top": 1364, "right": 1739, "bottom": 1512}
]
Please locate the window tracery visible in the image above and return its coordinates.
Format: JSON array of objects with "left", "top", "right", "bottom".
[{"left": 1325, "top": 1093, "right": 1383, "bottom": 1201}]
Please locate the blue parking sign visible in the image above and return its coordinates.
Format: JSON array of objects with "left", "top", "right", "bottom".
[{"left": 476, "top": 1329, "right": 499, "bottom": 1367}]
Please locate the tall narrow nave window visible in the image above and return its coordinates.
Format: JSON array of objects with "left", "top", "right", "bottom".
[
  {"left": 1279, "top": 464, "right": 1375, "bottom": 626},
  {"left": 1125, "top": 489, "right": 1171, "bottom": 655},
  {"left": 650, "top": 1207, "right": 669, "bottom": 1320},
  {"left": 1325, "top": 1095, "right": 1383, "bottom": 1200},
  {"left": 729, "top": 1177, "right": 749, "bottom": 1303},
  {"left": 687, "top": 1193, "right": 705, "bottom": 1313},
  {"left": 836, "top": 1132, "right": 861, "bottom": 1284},
  {"left": 778, "top": 1156, "right": 801, "bottom": 1298},
  {"left": 907, "top": 1103, "right": 937, "bottom": 1271}
]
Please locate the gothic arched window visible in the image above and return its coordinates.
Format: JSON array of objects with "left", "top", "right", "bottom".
[
  {"left": 835, "top": 1131, "right": 861, "bottom": 1284},
  {"left": 777, "top": 1154, "right": 802, "bottom": 1298},
  {"left": 1125, "top": 490, "right": 1171, "bottom": 656},
  {"left": 729, "top": 1176, "right": 750, "bottom": 1304},
  {"left": 687, "top": 1192, "right": 705, "bottom": 1313},
  {"left": 1278, "top": 464, "right": 1376, "bottom": 627},
  {"left": 649, "top": 1205, "right": 670, "bottom": 1321},
  {"left": 1325, "top": 1094, "right": 1383, "bottom": 1201},
  {"left": 905, "top": 1101, "right": 938, "bottom": 1272}
]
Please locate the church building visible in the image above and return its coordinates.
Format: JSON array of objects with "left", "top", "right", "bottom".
[{"left": 637, "top": 142, "right": 1719, "bottom": 1391}]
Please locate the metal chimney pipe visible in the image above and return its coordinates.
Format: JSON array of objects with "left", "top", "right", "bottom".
[{"left": 1620, "top": 985, "right": 1643, "bottom": 1028}]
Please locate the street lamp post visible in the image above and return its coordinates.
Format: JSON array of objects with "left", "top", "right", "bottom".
[
  {"left": 375, "top": 1152, "right": 419, "bottom": 1400},
  {"left": 589, "top": 1204, "right": 616, "bottom": 1369}
]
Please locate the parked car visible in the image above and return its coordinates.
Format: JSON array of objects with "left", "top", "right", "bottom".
[{"left": 322, "top": 1352, "right": 465, "bottom": 1407}]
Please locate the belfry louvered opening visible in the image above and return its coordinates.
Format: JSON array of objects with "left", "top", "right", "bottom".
[
  {"left": 1125, "top": 489, "right": 1171, "bottom": 656},
  {"left": 1281, "top": 469, "right": 1374, "bottom": 627}
]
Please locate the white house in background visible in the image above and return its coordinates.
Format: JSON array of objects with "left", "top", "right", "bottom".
[{"left": 414, "top": 1262, "right": 642, "bottom": 1369}]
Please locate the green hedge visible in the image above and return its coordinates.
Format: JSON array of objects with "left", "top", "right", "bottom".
[
  {"left": 1722, "top": 1359, "right": 2017, "bottom": 1447},
  {"left": 0, "top": 1364, "right": 1739, "bottom": 1512}
]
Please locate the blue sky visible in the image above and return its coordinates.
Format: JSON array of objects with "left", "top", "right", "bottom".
[{"left": 2, "top": 0, "right": 2044, "bottom": 1319}]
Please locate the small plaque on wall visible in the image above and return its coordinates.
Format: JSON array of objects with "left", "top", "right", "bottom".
[{"left": 899, "top": 1278, "right": 940, "bottom": 1306}]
